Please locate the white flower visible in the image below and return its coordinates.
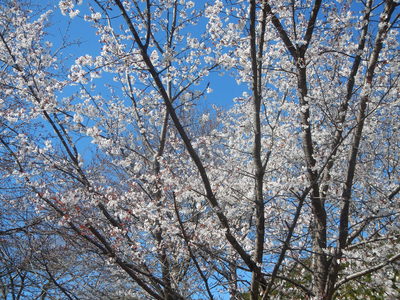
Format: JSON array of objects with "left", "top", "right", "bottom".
[
  {"left": 91, "top": 12, "right": 102, "bottom": 21},
  {"left": 201, "top": 113, "right": 210, "bottom": 123},
  {"left": 73, "top": 113, "right": 83, "bottom": 123},
  {"left": 86, "top": 126, "right": 101, "bottom": 137},
  {"left": 150, "top": 50, "right": 159, "bottom": 62},
  {"left": 59, "top": 0, "right": 74, "bottom": 15},
  {"left": 186, "top": 1, "right": 195, "bottom": 9},
  {"left": 69, "top": 9, "right": 80, "bottom": 18},
  {"left": 76, "top": 55, "right": 93, "bottom": 66}
]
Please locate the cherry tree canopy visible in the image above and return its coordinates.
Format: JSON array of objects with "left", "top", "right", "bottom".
[{"left": 0, "top": 0, "right": 399, "bottom": 299}]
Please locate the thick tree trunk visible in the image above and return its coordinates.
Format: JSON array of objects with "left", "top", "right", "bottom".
[{"left": 249, "top": 1, "right": 268, "bottom": 298}]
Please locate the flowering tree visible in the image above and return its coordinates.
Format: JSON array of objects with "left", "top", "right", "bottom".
[{"left": 1, "top": 0, "right": 399, "bottom": 299}]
